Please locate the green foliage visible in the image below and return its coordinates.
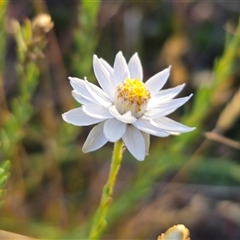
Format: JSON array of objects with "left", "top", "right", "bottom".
[
  {"left": 0, "top": 114, "right": 22, "bottom": 154},
  {"left": 0, "top": 0, "right": 9, "bottom": 210},
  {"left": 72, "top": 0, "right": 101, "bottom": 79},
  {"left": 0, "top": 17, "right": 51, "bottom": 159},
  {"left": 0, "top": 160, "right": 10, "bottom": 208},
  {"left": 0, "top": 1, "right": 8, "bottom": 73}
]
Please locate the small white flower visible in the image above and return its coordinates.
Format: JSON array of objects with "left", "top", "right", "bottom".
[{"left": 62, "top": 52, "right": 195, "bottom": 161}]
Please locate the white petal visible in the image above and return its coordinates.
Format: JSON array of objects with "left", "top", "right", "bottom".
[
  {"left": 69, "top": 77, "right": 94, "bottom": 103},
  {"left": 108, "top": 105, "right": 137, "bottom": 123},
  {"left": 145, "top": 94, "right": 193, "bottom": 118},
  {"left": 72, "top": 90, "right": 92, "bottom": 105},
  {"left": 122, "top": 125, "right": 145, "bottom": 161},
  {"left": 128, "top": 53, "right": 143, "bottom": 81},
  {"left": 145, "top": 66, "right": 171, "bottom": 95},
  {"left": 82, "top": 104, "right": 113, "bottom": 120},
  {"left": 148, "top": 84, "right": 185, "bottom": 107},
  {"left": 100, "top": 58, "right": 114, "bottom": 83},
  {"left": 114, "top": 51, "right": 130, "bottom": 85},
  {"left": 133, "top": 118, "right": 169, "bottom": 137},
  {"left": 62, "top": 107, "right": 102, "bottom": 126},
  {"left": 93, "top": 55, "right": 115, "bottom": 99},
  {"left": 103, "top": 118, "right": 126, "bottom": 142},
  {"left": 82, "top": 122, "right": 108, "bottom": 152},
  {"left": 141, "top": 131, "right": 150, "bottom": 155},
  {"left": 152, "top": 117, "right": 195, "bottom": 133},
  {"left": 164, "top": 131, "right": 181, "bottom": 135},
  {"left": 84, "top": 79, "right": 112, "bottom": 107}
]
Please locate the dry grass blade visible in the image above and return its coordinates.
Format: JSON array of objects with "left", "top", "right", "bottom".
[{"left": 216, "top": 89, "right": 240, "bottom": 131}]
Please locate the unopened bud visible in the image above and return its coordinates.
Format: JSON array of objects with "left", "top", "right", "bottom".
[
  {"left": 32, "top": 13, "right": 54, "bottom": 35},
  {"left": 158, "top": 224, "right": 190, "bottom": 240}
]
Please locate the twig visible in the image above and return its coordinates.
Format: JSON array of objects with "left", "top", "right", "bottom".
[{"left": 205, "top": 131, "right": 240, "bottom": 150}]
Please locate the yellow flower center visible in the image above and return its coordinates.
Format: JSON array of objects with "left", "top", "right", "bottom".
[{"left": 115, "top": 78, "right": 151, "bottom": 117}]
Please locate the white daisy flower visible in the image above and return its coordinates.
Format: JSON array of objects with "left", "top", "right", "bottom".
[{"left": 62, "top": 52, "right": 195, "bottom": 161}]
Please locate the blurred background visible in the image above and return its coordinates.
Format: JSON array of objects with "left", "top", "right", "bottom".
[{"left": 0, "top": 0, "right": 240, "bottom": 239}]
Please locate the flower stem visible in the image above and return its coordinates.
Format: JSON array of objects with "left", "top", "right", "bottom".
[{"left": 88, "top": 140, "right": 124, "bottom": 240}]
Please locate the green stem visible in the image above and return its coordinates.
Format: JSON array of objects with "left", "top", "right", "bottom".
[{"left": 88, "top": 140, "right": 124, "bottom": 240}]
